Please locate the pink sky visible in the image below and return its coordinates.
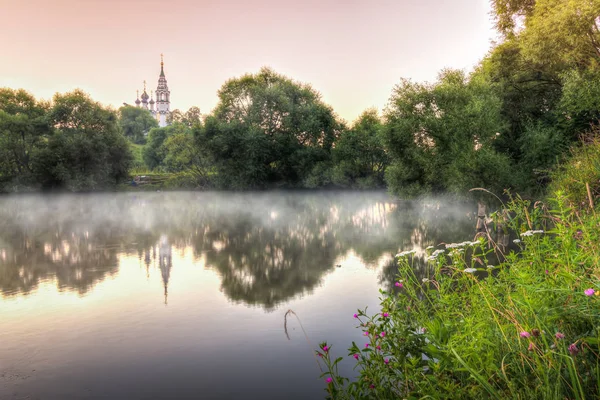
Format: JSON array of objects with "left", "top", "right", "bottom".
[{"left": 1, "top": 0, "right": 497, "bottom": 124}]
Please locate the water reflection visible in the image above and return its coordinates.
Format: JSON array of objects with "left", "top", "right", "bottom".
[{"left": 0, "top": 192, "right": 479, "bottom": 308}]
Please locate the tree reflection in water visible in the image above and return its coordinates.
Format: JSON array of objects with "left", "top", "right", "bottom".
[{"left": 0, "top": 192, "right": 477, "bottom": 308}]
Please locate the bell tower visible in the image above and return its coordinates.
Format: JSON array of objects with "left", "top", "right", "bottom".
[{"left": 155, "top": 54, "right": 170, "bottom": 127}]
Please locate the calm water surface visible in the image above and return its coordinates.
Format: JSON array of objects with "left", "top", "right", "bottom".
[{"left": 0, "top": 191, "right": 476, "bottom": 399}]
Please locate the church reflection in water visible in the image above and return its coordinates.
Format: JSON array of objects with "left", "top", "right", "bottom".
[
  {"left": 141, "top": 234, "right": 173, "bottom": 304},
  {"left": 0, "top": 192, "right": 483, "bottom": 308}
]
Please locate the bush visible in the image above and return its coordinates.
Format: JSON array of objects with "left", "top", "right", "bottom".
[{"left": 548, "top": 134, "right": 600, "bottom": 209}]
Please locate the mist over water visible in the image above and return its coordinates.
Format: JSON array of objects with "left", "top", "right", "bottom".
[{"left": 0, "top": 191, "right": 477, "bottom": 399}]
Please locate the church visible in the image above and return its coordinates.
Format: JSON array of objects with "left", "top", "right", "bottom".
[{"left": 134, "top": 55, "right": 171, "bottom": 127}]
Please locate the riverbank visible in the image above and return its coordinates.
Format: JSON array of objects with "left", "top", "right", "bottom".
[{"left": 318, "top": 140, "right": 600, "bottom": 399}]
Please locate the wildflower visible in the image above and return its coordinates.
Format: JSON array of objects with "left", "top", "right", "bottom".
[
  {"left": 396, "top": 250, "right": 416, "bottom": 257},
  {"left": 365, "top": 343, "right": 369, "bottom": 348},
  {"left": 520, "top": 231, "right": 534, "bottom": 237},
  {"left": 380, "top": 332, "right": 386, "bottom": 338},
  {"left": 317, "top": 353, "right": 323, "bottom": 357},
  {"left": 376, "top": 345, "right": 381, "bottom": 350},
  {"left": 528, "top": 342, "right": 535, "bottom": 351},
  {"left": 426, "top": 245, "right": 434, "bottom": 250},
  {"left": 364, "top": 332, "right": 369, "bottom": 336},
  {"left": 520, "top": 331, "right": 531, "bottom": 338},
  {"left": 531, "top": 329, "right": 540, "bottom": 337},
  {"left": 463, "top": 268, "right": 477, "bottom": 273},
  {"left": 353, "top": 313, "right": 358, "bottom": 318},
  {"left": 555, "top": 332, "right": 565, "bottom": 339},
  {"left": 382, "top": 312, "right": 389, "bottom": 318},
  {"left": 353, "top": 354, "right": 359, "bottom": 360},
  {"left": 323, "top": 346, "right": 329, "bottom": 352},
  {"left": 487, "top": 265, "right": 494, "bottom": 269},
  {"left": 395, "top": 282, "right": 403, "bottom": 288},
  {"left": 545, "top": 269, "right": 548, "bottom": 274},
  {"left": 513, "top": 239, "right": 521, "bottom": 244},
  {"left": 326, "top": 377, "right": 332, "bottom": 383},
  {"left": 568, "top": 343, "right": 579, "bottom": 356},
  {"left": 422, "top": 278, "right": 429, "bottom": 283},
  {"left": 384, "top": 358, "right": 389, "bottom": 365},
  {"left": 369, "top": 384, "right": 375, "bottom": 389},
  {"left": 584, "top": 288, "right": 595, "bottom": 296}
]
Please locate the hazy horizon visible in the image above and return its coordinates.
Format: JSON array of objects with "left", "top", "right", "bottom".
[{"left": 1, "top": 0, "right": 497, "bottom": 123}]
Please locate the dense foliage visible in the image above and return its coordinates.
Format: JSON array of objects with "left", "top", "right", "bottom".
[
  {"left": 2, "top": 1, "right": 600, "bottom": 196},
  {"left": 0, "top": 89, "right": 132, "bottom": 191},
  {"left": 318, "top": 138, "right": 600, "bottom": 399}
]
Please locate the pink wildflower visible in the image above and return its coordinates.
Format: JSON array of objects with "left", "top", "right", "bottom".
[
  {"left": 520, "top": 331, "right": 531, "bottom": 338},
  {"left": 376, "top": 345, "right": 381, "bottom": 350},
  {"left": 555, "top": 332, "right": 565, "bottom": 339},
  {"left": 384, "top": 358, "right": 389, "bottom": 365},
  {"left": 365, "top": 343, "right": 369, "bottom": 348},
  {"left": 528, "top": 342, "right": 535, "bottom": 351},
  {"left": 382, "top": 312, "right": 389, "bottom": 318},
  {"left": 353, "top": 313, "right": 358, "bottom": 318},
  {"left": 323, "top": 346, "right": 329, "bottom": 352},
  {"left": 395, "top": 282, "right": 403, "bottom": 288},
  {"left": 584, "top": 288, "right": 595, "bottom": 296},
  {"left": 326, "top": 377, "right": 332, "bottom": 383},
  {"left": 380, "top": 332, "right": 386, "bottom": 338},
  {"left": 353, "top": 354, "right": 359, "bottom": 360},
  {"left": 568, "top": 343, "right": 579, "bottom": 356}
]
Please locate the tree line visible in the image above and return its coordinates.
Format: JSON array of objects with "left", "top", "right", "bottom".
[{"left": 2, "top": 0, "right": 599, "bottom": 197}]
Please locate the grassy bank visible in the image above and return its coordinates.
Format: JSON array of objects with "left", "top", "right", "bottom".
[{"left": 318, "top": 142, "right": 600, "bottom": 399}]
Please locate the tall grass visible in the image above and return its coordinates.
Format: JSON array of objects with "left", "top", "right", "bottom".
[{"left": 318, "top": 190, "right": 600, "bottom": 398}]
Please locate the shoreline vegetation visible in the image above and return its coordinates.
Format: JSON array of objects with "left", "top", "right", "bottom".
[{"left": 316, "top": 141, "right": 600, "bottom": 399}]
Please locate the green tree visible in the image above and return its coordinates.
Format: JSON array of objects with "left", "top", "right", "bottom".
[
  {"left": 383, "top": 70, "right": 513, "bottom": 197},
  {"left": 167, "top": 109, "right": 183, "bottom": 125},
  {"left": 204, "top": 67, "right": 341, "bottom": 188},
  {"left": 162, "top": 123, "right": 212, "bottom": 186},
  {"left": 491, "top": 0, "right": 536, "bottom": 36},
  {"left": 142, "top": 122, "right": 191, "bottom": 171},
  {"left": 33, "top": 90, "right": 132, "bottom": 190},
  {"left": 332, "top": 109, "right": 388, "bottom": 188},
  {"left": 520, "top": 0, "right": 600, "bottom": 70},
  {"left": 182, "top": 106, "right": 201, "bottom": 127},
  {"left": 118, "top": 105, "right": 158, "bottom": 144},
  {"left": 478, "top": 39, "right": 562, "bottom": 160},
  {"left": 0, "top": 88, "right": 50, "bottom": 190}
]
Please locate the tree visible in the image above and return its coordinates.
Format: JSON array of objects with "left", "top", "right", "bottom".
[
  {"left": 142, "top": 122, "right": 191, "bottom": 171},
  {"left": 519, "top": 0, "right": 600, "bottom": 70},
  {"left": 491, "top": 0, "right": 536, "bottom": 36},
  {"left": 204, "top": 67, "right": 341, "bottom": 188},
  {"left": 0, "top": 88, "right": 50, "bottom": 190},
  {"left": 182, "top": 106, "right": 202, "bottom": 127},
  {"left": 34, "top": 90, "right": 132, "bottom": 190},
  {"left": 383, "top": 70, "right": 514, "bottom": 197},
  {"left": 478, "top": 39, "right": 562, "bottom": 160},
  {"left": 118, "top": 105, "right": 158, "bottom": 144},
  {"left": 167, "top": 109, "right": 183, "bottom": 125},
  {"left": 332, "top": 109, "right": 388, "bottom": 188}
]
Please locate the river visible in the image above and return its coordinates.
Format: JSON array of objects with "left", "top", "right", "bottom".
[{"left": 0, "top": 191, "right": 477, "bottom": 399}]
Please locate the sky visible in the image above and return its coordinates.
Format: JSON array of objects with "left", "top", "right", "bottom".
[{"left": 0, "top": 0, "right": 498, "bottom": 124}]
